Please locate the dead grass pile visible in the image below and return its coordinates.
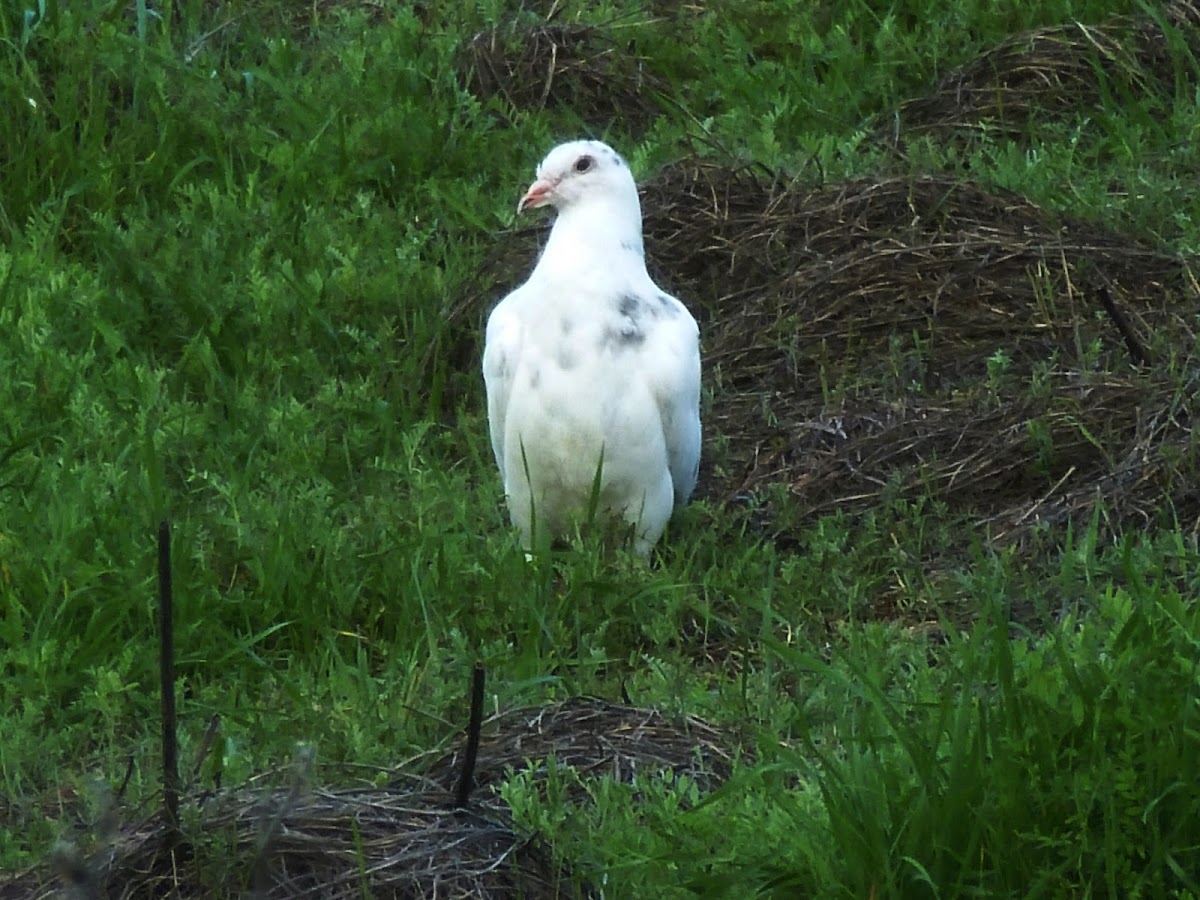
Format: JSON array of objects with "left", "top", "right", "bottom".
[
  {"left": 750, "top": 371, "right": 1198, "bottom": 544},
  {"left": 422, "top": 697, "right": 738, "bottom": 799},
  {"left": 458, "top": 160, "right": 1198, "bottom": 548},
  {"left": 890, "top": 1, "right": 1200, "bottom": 140},
  {"left": 2, "top": 698, "right": 734, "bottom": 898},
  {"left": 457, "top": 12, "right": 667, "bottom": 131},
  {"left": 2, "top": 779, "right": 573, "bottom": 899},
  {"left": 638, "top": 162, "right": 1198, "bottom": 543}
]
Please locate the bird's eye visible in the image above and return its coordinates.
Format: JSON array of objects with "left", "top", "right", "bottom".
[{"left": 573, "top": 155, "right": 594, "bottom": 174}]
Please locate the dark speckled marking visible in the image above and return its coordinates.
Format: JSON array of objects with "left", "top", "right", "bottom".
[
  {"left": 617, "top": 294, "right": 642, "bottom": 319},
  {"left": 560, "top": 317, "right": 574, "bottom": 336},
  {"left": 604, "top": 293, "right": 648, "bottom": 351},
  {"left": 557, "top": 348, "right": 578, "bottom": 370},
  {"left": 602, "top": 325, "right": 646, "bottom": 349},
  {"left": 528, "top": 368, "right": 541, "bottom": 390},
  {"left": 617, "top": 291, "right": 677, "bottom": 323}
]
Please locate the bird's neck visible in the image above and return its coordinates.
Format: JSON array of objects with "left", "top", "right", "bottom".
[{"left": 536, "top": 195, "right": 645, "bottom": 279}]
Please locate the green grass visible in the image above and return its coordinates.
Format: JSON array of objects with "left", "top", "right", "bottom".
[{"left": 2, "top": 0, "right": 1200, "bottom": 894}]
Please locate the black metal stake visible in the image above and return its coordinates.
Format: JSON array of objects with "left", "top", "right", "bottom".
[{"left": 454, "top": 663, "right": 486, "bottom": 808}]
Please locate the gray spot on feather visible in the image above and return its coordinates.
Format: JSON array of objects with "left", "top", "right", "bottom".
[
  {"left": 602, "top": 325, "right": 646, "bottom": 349},
  {"left": 602, "top": 293, "right": 651, "bottom": 350},
  {"left": 617, "top": 293, "right": 642, "bottom": 319}
]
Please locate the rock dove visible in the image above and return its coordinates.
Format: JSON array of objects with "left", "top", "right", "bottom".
[{"left": 482, "top": 139, "right": 701, "bottom": 556}]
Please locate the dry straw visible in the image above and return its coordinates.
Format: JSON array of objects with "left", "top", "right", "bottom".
[
  {"left": 890, "top": 0, "right": 1200, "bottom": 141},
  {"left": 3, "top": 698, "right": 735, "bottom": 898},
  {"left": 640, "top": 165, "right": 1198, "bottom": 544},
  {"left": 458, "top": 6, "right": 669, "bottom": 132},
  {"left": 422, "top": 697, "right": 739, "bottom": 799}
]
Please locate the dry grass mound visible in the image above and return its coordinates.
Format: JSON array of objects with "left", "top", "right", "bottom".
[
  {"left": 2, "top": 698, "right": 736, "bottom": 899},
  {"left": 891, "top": 1, "right": 1200, "bottom": 140},
  {"left": 752, "top": 372, "right": 1198, "bottom": 545},
  {"left": 457, "top": 11, "right": 668, "bottom": 132},
  {"left": 422, "top": 697, "right": 738, "bottom": 799},
  {"left": 1, "top": 778, "right": 576, "bottom": 899},
  {"left": 641, "top": 162, "right": 1198, "bottom": 543},
  {"left": 458, "top": 160, "right": 1199, "bottom": 549}
]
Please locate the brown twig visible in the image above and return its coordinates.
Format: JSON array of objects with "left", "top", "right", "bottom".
[{"left": 1097, "top": 284, "right": 1152, "bottom": 366}]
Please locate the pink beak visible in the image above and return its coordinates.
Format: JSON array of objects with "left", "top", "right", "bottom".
[{"left": 518, "top": 178, "right": 556, "bottom": 213}]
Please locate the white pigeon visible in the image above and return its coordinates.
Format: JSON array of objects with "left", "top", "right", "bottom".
[{"left": 482, "top": 139, "right": 701, "bottom": 557}]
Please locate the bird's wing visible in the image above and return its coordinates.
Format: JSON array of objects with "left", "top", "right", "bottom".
[
  {"left": 482, "top": 295, "right": 526, "bottom": 477},
  {"left": 643, "top": 291, "right": 702, "bottom": 505}
]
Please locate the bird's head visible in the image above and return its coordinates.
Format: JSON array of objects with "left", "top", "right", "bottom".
[{"left": 518, "top": 140, "right": 638, "bottom": 215}]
